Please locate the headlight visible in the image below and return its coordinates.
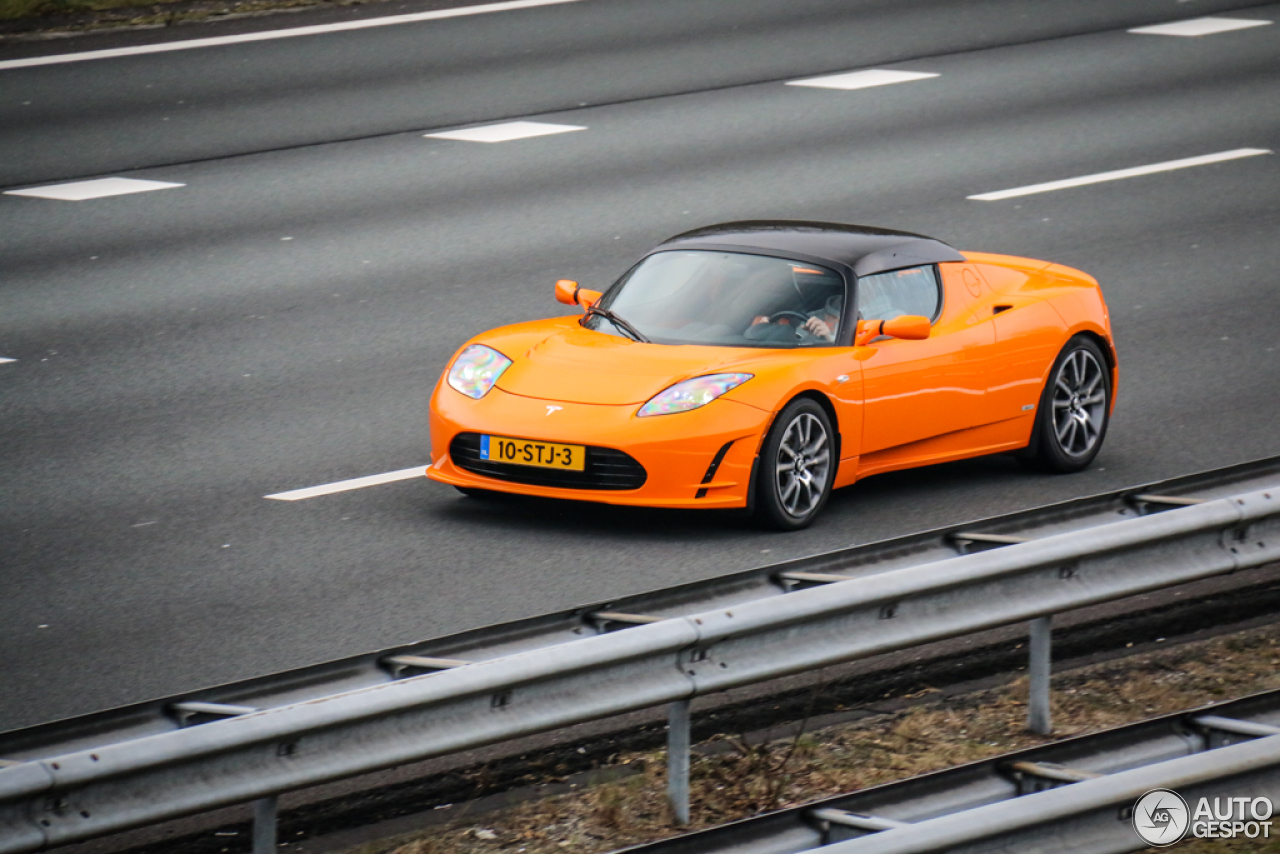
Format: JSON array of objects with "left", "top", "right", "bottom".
[
  {"left": 447, "top": 344, "right": 512, "bottom": 399},
  {"left": 637, "top": 373, "right": 753, "bottom": 417}
]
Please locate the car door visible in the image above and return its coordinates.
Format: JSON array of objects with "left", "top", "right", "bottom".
[
  {"left": 974, "top": 261, "right": 1080, "bottom": 420},
  {"left": 856, "top": 265, "right": 998, "bottom": 457}
]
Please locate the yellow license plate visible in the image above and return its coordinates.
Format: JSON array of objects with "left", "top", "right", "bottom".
[{"left": 480, "top": 435, "right": 585, "bottom": 471}]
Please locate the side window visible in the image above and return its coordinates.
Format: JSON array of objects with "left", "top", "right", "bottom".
[{"left": 856, "top": 266, "right": 941, "bottom": 322}]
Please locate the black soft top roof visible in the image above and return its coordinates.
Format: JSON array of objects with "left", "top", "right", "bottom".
[{"left": 656, "top": 220, "right": 964, "bottom": 277}]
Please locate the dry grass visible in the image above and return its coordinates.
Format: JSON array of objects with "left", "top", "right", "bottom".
[
  {"left": 0, "top": 0, "right": 365, "bottom": 31},
  {"left": 2, "top": 0, "right": 173, "bottom": 23},
  {"left": 1178, "top": 837, "right": 1280, "bottom": 852},
  {"left": 336, "top": 626, "right": 1280, "bottom": 854}
]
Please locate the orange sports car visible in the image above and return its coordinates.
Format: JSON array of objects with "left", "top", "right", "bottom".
[{"left": 427, "top": 222, "right": 1117, "bottom": 530}]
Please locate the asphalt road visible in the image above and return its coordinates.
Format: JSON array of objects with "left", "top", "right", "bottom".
[
  {"left": 0, "top": 0, "right": 1272, "bottom": 186},
  {"left": 1, "top": 0, "right": 1278, "bottom": 733}
]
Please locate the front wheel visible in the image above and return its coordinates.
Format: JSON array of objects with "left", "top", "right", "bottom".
[
  {"left": 754, "top": 398, "right": 835, "bottom": 531},
  {"left": 1021, "top": 336, "right": 1111, "bottom": 472},
  {"left": 455, "top": 486, "right": 499, "bottom": 499}
]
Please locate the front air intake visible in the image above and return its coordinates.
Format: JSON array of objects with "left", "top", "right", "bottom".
[{"left": 449, "top": 433, "right": 647, "bottom": 490}]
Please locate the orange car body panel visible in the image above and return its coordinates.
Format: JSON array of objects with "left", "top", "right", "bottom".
[{"left": 427, "top": 252, "right": 1115, "bottom": 509}]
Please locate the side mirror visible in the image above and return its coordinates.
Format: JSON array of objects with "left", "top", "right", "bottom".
[
  {"left": 554, "top": 279, "right": 579, "bottom": 305},
  {"left": 554, "top": 279, "right": 603, "bottom": 311},
  {"left": 855, "top": 315, "right": 931, "bottom": 346},
  {"left": 883, "top": 315, "right": 931, "bottom": 340}
]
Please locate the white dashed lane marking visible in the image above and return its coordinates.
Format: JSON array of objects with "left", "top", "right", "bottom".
[
  {"left": 425, "top": 121, "right": 586, "bottom": 143},
  {"left": 5, "top": 178, "right": 184, "bottom": 201},
  {"left": 266, "top": 466, "right": 427, "bottom": 500},
  {"left": 786, "top": 69, "right": 939, "bottom": 91},
  {"left": 1129, "top": 17, "right": 1272, "bottom": 37},
  {"left": 0, "top": 358, "right": 15, "bottom": 364},
  {"left": 968, "top": 148, "right": 1272, "bottom": 201},
  {"left": 0, "top": 0, "right": 587, "bottom": 70}
]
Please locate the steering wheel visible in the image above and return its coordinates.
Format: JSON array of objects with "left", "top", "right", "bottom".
[{"left": 768, "top": 311, "right": 810, "bottom": 325}]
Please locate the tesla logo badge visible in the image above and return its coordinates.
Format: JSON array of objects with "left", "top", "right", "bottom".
[{"left": 546, "top": 405, "right": 563, "bottom": 416}]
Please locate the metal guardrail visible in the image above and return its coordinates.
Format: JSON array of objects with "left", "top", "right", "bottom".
[
  {"left": 0, "top": 461, "right": 1278, "bottom": 853},
  {"left": 618, "top": 688, "right": 1280, "bottom": 853},
  {"left": 6, "top": 458, "right": 1278, "bottom": 764},
  {"left": 829, "top": 734, "right": 1280, "bottom": 854}
]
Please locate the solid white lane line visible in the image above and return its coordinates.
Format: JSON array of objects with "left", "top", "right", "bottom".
[
  {"left": 265, "top": 466, "right": 426, "bottom": 500},
  {"left": 967, "top": 149, "right": 1272, "bottom": 201},
  {"left": 1130, "top": 17, "right": 1272, "bottom": 37},
  {"left": 5, "top": 178, "right": 185, "bottom": 200},
  {"left": 425, "top": 121, "right": 586, "bottom": 143},
  {"left": 786, "top": 69, "right": 939, "bottom": 91},
  {"left": 0, "top": 0, "right": 587, "bottom": 71}
]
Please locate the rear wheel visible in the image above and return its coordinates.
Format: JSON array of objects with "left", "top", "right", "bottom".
[
  {"left": 754, "top": 398, "right": 834, "bottom": 531},
  {"left": 1022, "top": 336, "right": 1111, "bottom": 472}
]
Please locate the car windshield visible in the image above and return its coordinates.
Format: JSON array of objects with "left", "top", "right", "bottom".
[{"left": 585, "top": 250, "right": 847, "bottom": 347}]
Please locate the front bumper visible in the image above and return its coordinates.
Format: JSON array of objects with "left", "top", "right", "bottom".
[{"left": 427, "top": 383, "right": 771, "bottom": 508}]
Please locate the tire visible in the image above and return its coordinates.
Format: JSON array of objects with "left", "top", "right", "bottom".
[
  {"left": 455, "top": 486, "right": 498, "bottom": 499},
  {"left": 1021, "top": 336, "right": 1111, "bottom": 473},
  {"left": 754, "top": 398, "right": 835, "bottom": 531}
]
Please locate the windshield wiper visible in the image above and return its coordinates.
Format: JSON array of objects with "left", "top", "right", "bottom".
[{"left": 585, "top": 305, "right": 650, "bottom": 343}]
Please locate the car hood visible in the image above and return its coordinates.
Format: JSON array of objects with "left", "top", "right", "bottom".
[{"left": 494, "top": 326, "right": 753, "bottom": 405}]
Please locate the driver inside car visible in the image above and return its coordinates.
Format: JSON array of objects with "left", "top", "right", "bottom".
[{"left": 744, "top": 294, "right": 843, "bottom": 344}]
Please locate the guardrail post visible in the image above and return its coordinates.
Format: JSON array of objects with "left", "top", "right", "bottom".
[
  {"left": 252, "top": 796, "right": 278, "bottom": 853},
  {"left": 667, "top": 699, "right": 691, "bottom": 826},
  {"left": 1028, "top": 616, "right": 1053, "bottom": 735}
]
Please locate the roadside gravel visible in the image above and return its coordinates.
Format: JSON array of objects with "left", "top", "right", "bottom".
[{"left": 0, "top": 0, "right": 487, "bottom": 42}]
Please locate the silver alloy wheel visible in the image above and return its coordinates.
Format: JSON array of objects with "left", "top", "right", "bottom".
[
  {"left": 1052, "top": 348, "right": 1107, "bottom": 458},
  {"left": 773, "top": 411, "right": 832, "bottom": 518}
]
